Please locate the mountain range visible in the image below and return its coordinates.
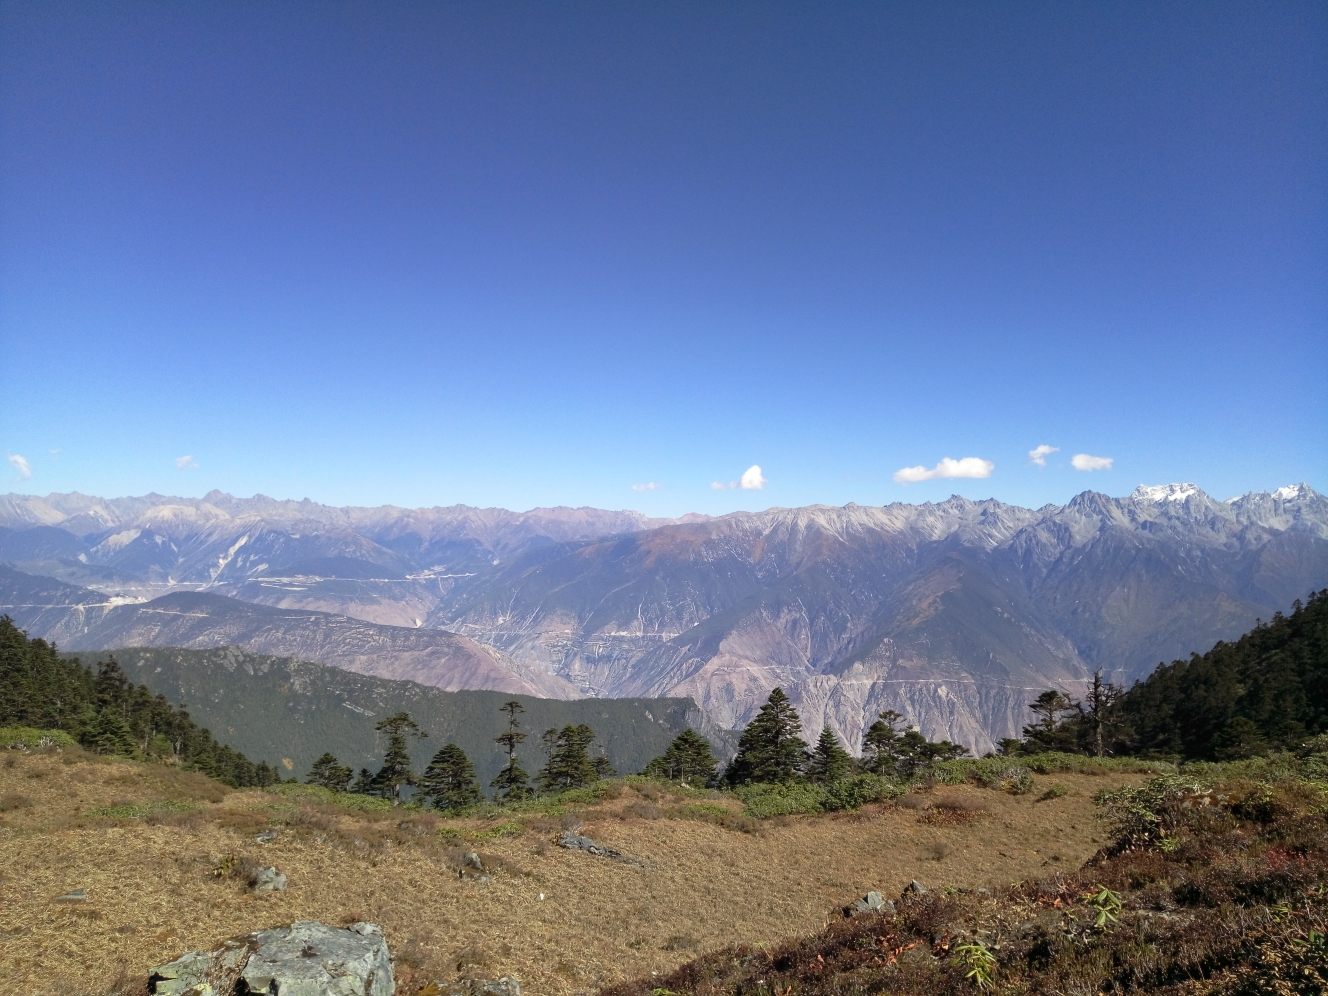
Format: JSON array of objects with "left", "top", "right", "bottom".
[{"left": 3, "top": 483, "right": 1325, "bottom": 754}]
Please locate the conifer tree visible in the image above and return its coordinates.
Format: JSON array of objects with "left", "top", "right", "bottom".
[
  {"left": 351, "top": 767, "right": 374, "bottom": 794},
  {"left": 722, "top": 687, "right": 808, "bottom": 786},
  {"left": 307, "top": 752, "right": 353, "bottom": 791},
  {"left": 491, "top": 700, "right": 532, "bottom": 801},
  {"left": 807, "top": 726, "right": 853, "bottom": 783},
  {"left": 86, "top": 705, "right": 138, "bottom": 757},
  {"left": 860, "top": 709, "right": 970, "bottom": 777},
  {"left": 643, "top": 728, "right": 719, "bottom": 784},
  {"left": 860, "top": 709, "right": 906, "bottom": 775},
  {"left": 1021, "top": 690, "right": 1081, "bottom": 751},
  {"left": 537, "top": 724, "right": 602, "bottom": 793},
  {"left": 369, "top": 712, "right": 427, "bottom": 804},
  {"left": 420, "top": 743, "right": 483, "bottom": 811},
  {"left": 1084, "top": 669, "right": 1124, "bottom": 757}
]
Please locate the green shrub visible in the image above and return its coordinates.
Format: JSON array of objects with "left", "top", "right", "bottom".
[
  {"left": 0, "top": 727, "right": 79, "bottom": 751},
  {"left": 821, "top": 773, "right": 904, "bottom": 810},
  {"left": 734, "top": 781, "right": 828, "bottom": 818},
  {"left": 1037, "top": 783, "right": 1070, "bottom": 802},
  {"left": 1095, "top": 774, "right": 1214, "bottom": 850},
  {"left": 733, "top": 775, "right": 903, "bottom": 818}
]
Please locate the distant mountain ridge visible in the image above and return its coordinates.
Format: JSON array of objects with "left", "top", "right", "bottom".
[
  {"left": 2, "top": 483, "right": 1325, "bottom": 753},
  {"left": 0, "top": 565, "right": 578, "bottom": 700}
]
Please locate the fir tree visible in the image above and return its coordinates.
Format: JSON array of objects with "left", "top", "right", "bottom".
[
  {"left": 807, "top": 726, "right": 853, "bottom": 783},
  {"left": 1211, "top": 716, "right": 1268, "bottom": 760},
  {"left": 369, "top": 711, "right": 427, "bottom": 804},
  {"left": 307, "top": 752, "right": 353, "bottom": 791},
  {"left": 722, "top": 688, "right": 808, "bottom": 785},
  {"left": 86, "top": 705, "right": 138, "bottom": 757},
  {"left": 420, "top": 743, "right": 483, "bottom": 811},
  {"left": 1021, "top": 690, "right": 1080, "bottom": 752},
  {"left": 537, "top": 724, "right": 601, "bottom": 793},
  {"left": 860, "top": 709, "right": 969, "bottom": 777},
  {"left": 351, "top": 767, "right": 374, "bottom": 794},
  {"left": 860, "top": 709, "right": 906, "bottom": 775},
  {"left": 490, "top": 700, "right": 532, "bottom": 801},
  {"left": 643, "top": 728, "right": 718, "bottom": 784}
]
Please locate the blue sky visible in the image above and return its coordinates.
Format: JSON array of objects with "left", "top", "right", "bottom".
[{"left": 2, "top": 2, "right": 1324, "bottom": 515}]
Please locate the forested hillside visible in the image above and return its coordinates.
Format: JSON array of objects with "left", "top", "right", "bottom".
[
  {"left": 1110, "top": 589, "right": 1327, "bottom": 759},
  {"left": 64, "top": 645, "right": 735, "bottom": 784},
  {"left": 0, "top": 616, "right": 278, "bottom": 786}
]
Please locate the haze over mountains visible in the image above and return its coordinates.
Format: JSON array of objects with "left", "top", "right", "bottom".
[{"left": 2, "top": 484, "right": 1325, "bottom": 754}]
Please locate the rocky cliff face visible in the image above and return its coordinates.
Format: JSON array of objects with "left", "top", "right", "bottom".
[
  {"left": 3, "top": 484, "right": 1325, "bottom": 754},
  {"left": 0, "top": 566, "right": 579, "bottom": 700}
]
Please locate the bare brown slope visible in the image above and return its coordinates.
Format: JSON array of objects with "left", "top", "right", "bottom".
[
  {"left": 0, "top": 750, "right": 1137, "bottom": 996},
  {"left": 0, "top": 569, "right": 580, "bottom": 700}
]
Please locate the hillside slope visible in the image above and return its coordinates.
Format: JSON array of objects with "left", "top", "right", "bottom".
[{"left": 64, "top": 645, "right": 730, "bottom": 783}]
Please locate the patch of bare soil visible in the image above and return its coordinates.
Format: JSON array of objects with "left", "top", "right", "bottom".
[{"left": 0, "top": 750, "right": 1143, "bottom": 996}]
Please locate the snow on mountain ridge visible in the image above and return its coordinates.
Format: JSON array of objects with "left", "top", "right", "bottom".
[{"left": 1132, "top": 483, "right": 1202, "bottom": 503}]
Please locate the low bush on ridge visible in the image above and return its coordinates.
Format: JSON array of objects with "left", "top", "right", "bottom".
[{"left": 734, "top": 774, "right": 904, "bottom": 818}]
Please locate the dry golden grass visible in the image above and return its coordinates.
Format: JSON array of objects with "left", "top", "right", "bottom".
[{"left": 0, "top": 750, "right": 1143, "bottom": 996}]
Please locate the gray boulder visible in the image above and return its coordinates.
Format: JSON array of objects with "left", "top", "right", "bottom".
[
  {"left": 149, "top": 921, "right": 391, "bottom": 996},
  {"left": 903, "top": 879, "right": 927, "bottom": 897},
  {"left": 241, "top": 921, "right": 392, "bottom": 995},
  {"left": 849, "top": 891, "right": 896, "bottom": 915},
  {"left": 251, "top": 867, "right": 287, "bottom": 892},
  {"left": 149, "top": 950, "right": 213, "bottom": 995},
  {"left": 555, "top": 831, "right": 642, "bottom": 866}
]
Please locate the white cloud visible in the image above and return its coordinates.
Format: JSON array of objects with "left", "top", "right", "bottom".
[
  {"left": 631, "top": 482, "right": 659, "bottom": 492},
  {"left": 1071, "top": 453, "right": 1113, "bottom": 471},
  {"left": 710, "top": 465, "right": 767, "bottom": 490},
  {"left": 1028, "top": 444, "right": 1058, "bottom": 467},
  {"left": 8, "top": 454, "right": 32, "bottom": 480},
  {"left": 175, "top": 455, "right": 199, "bottom": 470},
  {"left": 48, "top": 448, "right": 60, "bottom": 457},
  {"left": 739, "top": 465, "right": 767, "bottom": 490},
  {"left": 893, "top": 456, "right": 994, "bottom": 484}
]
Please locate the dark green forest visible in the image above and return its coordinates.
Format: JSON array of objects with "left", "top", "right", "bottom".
[
  {"left": 0, "top": 616, "right": 279, "bottom": 786},
  {"left": 1006, "top": 590, "right": 1327, "bottom": 761},
  {"left": 1112, "top": 588, "right": 1327, "bottom": 759},
  {"left": 64, "top": 644, "right": 732, "bottom": 784}
]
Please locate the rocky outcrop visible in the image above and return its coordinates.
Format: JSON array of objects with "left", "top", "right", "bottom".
[
  {"left": 149, "top": 920, "right": 392, "bottom": 995},
  {"left": 556, "top": 830, "right": 643, "bottom": 865}
]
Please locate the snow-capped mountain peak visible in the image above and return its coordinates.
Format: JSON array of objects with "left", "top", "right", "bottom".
[
  {"left": 1131, "top": 482, "right": 1203, "bottom": 503},
  {"left": 1274, "top": 483, "right": 1310, "bottom": 501}
]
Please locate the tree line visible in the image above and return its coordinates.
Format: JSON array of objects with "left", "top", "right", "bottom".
[
  {"left": 303, "top": 685, "right": 973, "bottom": 813},
  {"left": 1000, "top": 590, "right": 1327, "bottom": 762},
  {"left": 0, "top": 616, "right": 282, "bottom": 787}
]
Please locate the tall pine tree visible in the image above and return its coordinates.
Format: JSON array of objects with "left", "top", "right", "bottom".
[
  {"left": 536, "top": 724, "right": 602, "bottom": 793},
  {"left": 490, "top": 700, "right": 532, "bottom": 801},
  {"left": 807, "top": 726, "right": 853, "bottom": 783},
  {"left": 369, "top": 712, "right": 427, "bottom": 804},
  {"left": 643, "top": 728, "right": 718, "bottom": 784},
  {"left": 722, "top": 688, "right": 808, "bottom": 786},
  {"left": 420, "top": 743, "right": 483, "bottom": 811},
  {"left": 307, "top": 752, "right": 353, "bottom": 791}
]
